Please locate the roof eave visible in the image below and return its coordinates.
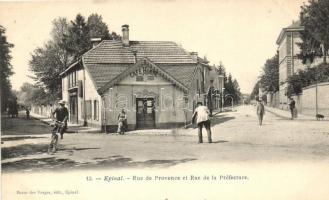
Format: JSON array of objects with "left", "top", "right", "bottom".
[
  {"left": 59, "top": 60, "right": 81, "bottom": 76},
  {"left": 276, "top": 26, "right": 304, "bottom": 45},
  {"left": 97, "top": 58, "right": 189, "bottom": 94}
]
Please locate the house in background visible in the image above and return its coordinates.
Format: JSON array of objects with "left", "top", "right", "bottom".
[
  {"left": 276, "top": 21, "right": 329, "bottom": 116},
  {"left": 276, "top": 21, "right": 329, "bottom": 107},
  {"left": 60, "top": 25, "right": 219, "bottom": 132}
]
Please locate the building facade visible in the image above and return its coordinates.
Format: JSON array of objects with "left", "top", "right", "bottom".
[
  {"left": 276, "top": 21, "right": 304, "bottom": 108},
  {"left": 276, "top": 21, "right": 329, "bottom": 108},
  {"left": 60, "top": 25, "right": 219, "bottom": 132}
]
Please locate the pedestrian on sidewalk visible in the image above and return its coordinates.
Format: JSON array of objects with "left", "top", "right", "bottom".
[
  {"left": 25, "top": 107, "right": 30, "bottom": 120},
  {"left": 256, "top": 99, "right": 265, "bottom": 126},
  {"left": 117, "top": 109, "right": 127, "bottom": 135},
  {"left": 52, "top": 100, "right": 68, "bottom": 139},
  {"left": 289, "top": 98, "right": 296, "bottom": 119},
  {"left": 192, "top": 102, "right": 212, "bottom": 143}
]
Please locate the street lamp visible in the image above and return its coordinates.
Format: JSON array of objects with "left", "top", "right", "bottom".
[{"left": 218, "top": 75, "right": 225, "bottom": 112}]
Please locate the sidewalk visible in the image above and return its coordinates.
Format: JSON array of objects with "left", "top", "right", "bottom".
[
  {"left": 30, "top": 112, "right": 101, "bottom": 133},
  {"left": 265, "top": 106, "right": 317, "bottom": 121}
]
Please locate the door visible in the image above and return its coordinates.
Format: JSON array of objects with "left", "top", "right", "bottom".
[
  {"left": 136, "top": 98, "right": 155, "bottom": 129},
  {"left": 69, "top": 95, "right": 78, "bottom": 124}
]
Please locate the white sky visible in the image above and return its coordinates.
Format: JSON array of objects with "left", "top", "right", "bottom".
[{"left": 0, "top": 0, "right": 305, "bottom": 93}]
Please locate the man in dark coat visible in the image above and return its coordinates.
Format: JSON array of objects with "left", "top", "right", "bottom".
[
  {"left": 52, "top": 100, "right": 69, "bottom": 139},
  {"left": 289, "top": 98, "right": 296, "bottom": 120},
  {"left": 256, "top": 99, "right": 265, "bottom": 126}
]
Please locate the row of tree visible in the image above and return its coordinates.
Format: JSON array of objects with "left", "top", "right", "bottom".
[
  {"left": 250, "top": 54, "right": 279, "bottom": 100},
  {"left": 287, "top": 0, "right": 329, "bottom": 95},
  {"left": 27, "top": 13, "right": 120, "bottom": 105},
  {"left": 0, "top": 25, "right": 15, "bottom": 112},
  {"left": 215, "top": 63, "right": 242, "bottom": 105}
]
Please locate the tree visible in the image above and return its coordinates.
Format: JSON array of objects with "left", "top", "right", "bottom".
[
  {"left": 0, "top": 25, "right": 15, "bottom": 111},
  {"left": 16, "top": 82, "right": 53, "bottom": 106},
  {"left": 259, "top": 54, "right": 279, "bottom": 93},
  {"left": 29, "top": 41, "right": 67, "bottom": 99},
  {"left": 300, "top": 0, "right": 329, "bottom": 63},
  {"left": 224, "top": 74, "right": 241, "bottom": 105},
  {"left": 66, "top": 13, "right": 119, "bottom": 60},
  {"left": 66, "top": 14, "right": 90, "bottom": 60},
  {"left": 250, "top": 81, "right": 260, "bottom": 100},
  {"left": 29, "top": 14, "right": 119, "bottom": 104},
  {"left": 87, "top": 14, "right": 110, "bottom": 39},
  {"left": 287, "top": 63, "right": 329, "bottom": 96}
]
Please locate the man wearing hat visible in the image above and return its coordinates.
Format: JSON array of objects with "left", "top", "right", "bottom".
[
  {"left": 256, "top": 98, "right": 265, "bottom": 126},
  {"left": 192, "top": 102, "right": 212, "bottom": 143},
  {"left": 52, "top": 100, "right": 69, "bottom": 139}
]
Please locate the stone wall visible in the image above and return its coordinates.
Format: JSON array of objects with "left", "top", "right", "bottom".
[{"left": 298, "top": 82, "right": 329, "bottom": 117}]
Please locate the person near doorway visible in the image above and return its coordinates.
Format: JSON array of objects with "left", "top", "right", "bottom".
[
  {"left": 52, "top": 100, "right": 68, "bottom": 139},
  {"left": 192, "top": 102, "right": 212, "bottom": 143},
  {"left": 289, "top": 98, "right": 296, "bottom": 120},
  {"left": 117, "top": 109, "right": 127, "bottom": 135},
  {"left": 256, "top": 99, "right": 265, "bottom": 126}
]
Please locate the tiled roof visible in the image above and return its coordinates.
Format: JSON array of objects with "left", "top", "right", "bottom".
[
  {"left": 85, "top": 63, "right": 132, "bottom": 89},
  {"left": 97, "top": 58, "right": 193, "bottom": 94},
  {"left": 83, "top": 40, "right": 196, "bottom": 64},
  {"left": 82, "top": 40, "right": 199, "bottom": 92},
  {"left": 157, "top": 63, "right": 197, "bottom": 89}
]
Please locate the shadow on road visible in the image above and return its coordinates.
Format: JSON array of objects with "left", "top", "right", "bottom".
[
  {"left": 211, "top": 116, "right": 235, "bottom": 126},
  {"left": 2, "top": 136, "right": 47, "bottom": 141},
  {"left": 62, "top": 147, "right": 101, "bottom": 151},
  {"left": 211, "top": 140, "right": 229, "bottom": 143},
  {"left": 2, "top": 155, "right": 197, "bottom": 172},
  {"left": 2, "top": 143, "right": 49, "bottom": 159}
]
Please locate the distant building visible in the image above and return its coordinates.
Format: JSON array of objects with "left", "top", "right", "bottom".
[
  {"left": 276, "top": 21, "right": 329, "bottom": 114},
  {"left": 60, "top": 25, "right": 219, "bottom": 132},
  {"left": 276, "top": 21, "right": 304, "bottom": 107}
]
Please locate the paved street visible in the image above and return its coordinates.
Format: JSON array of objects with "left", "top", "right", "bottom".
[{"left": 1, "top": 106, "right": 329, "bottom": 172}]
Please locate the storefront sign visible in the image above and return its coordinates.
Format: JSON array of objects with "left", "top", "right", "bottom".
[{"left": 129, "top": 66, "right": 158, "bottom": 77}]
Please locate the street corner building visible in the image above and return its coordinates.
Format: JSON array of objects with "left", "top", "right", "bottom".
[{"left": 60, "top": 25, "right": 221, "bottom": 132}]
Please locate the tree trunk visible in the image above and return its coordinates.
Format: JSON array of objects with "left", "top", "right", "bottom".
[
  {"left": 323, "top": 48, "right": 327, "bottom": 64},
  {"left": 321, "top": 43, "right": 327, "bottom": 64}
]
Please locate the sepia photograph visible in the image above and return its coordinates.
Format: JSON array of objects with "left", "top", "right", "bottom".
[{"left": 1, "top": 0, "right": 329, "bottom": 199}]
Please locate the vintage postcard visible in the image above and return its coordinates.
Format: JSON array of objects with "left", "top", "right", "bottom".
[{"left": 1, "top": 0, "right": 329, "bottom": 199}]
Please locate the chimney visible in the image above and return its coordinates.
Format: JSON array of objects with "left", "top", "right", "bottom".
[
  {"left": 121, "top": 24, "right": 129, "bottom": 47},
  {"left": 203, "top": 56, "right": 209, "bottom": 64},
  {"left": 91, "top": 38, "right": 102, "bottom": 48},
  {"left": 190, "top": 52, "right": 198, "bottom": 62}
]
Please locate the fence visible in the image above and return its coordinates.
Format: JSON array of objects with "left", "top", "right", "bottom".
[
  {"left": 269, "top": 82, "right": 329, "bottom": 117},
  {"left": 31, "top": 104, "right": 55, "bottom": 118}
]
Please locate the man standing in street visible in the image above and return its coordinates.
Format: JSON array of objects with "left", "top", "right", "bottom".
[
  {"left": 52, "top": 100, "right": 69, "bottom": 139},
  {"left": 192, "top": 102, "right": 212, "bottom": 143},
  {"left": 207, "top": 80, "right": 215, "bottom": 117},
  {"left": 289, "top": 97, "right": 296, "bottom": 120},
  {"left": 256, "top": 99, "right": 265, "bottom": 126}
]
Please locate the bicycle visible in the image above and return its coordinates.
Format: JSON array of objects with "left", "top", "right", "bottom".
[{"left": 48, "top": 120, "right": 64, "bottom": 154}]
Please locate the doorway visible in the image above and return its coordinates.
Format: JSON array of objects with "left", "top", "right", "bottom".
[
  {"left": 136, "top": 98, "right": 155, "bottom": 129},
  {"left": 69, "top": 95, "right": 78, "bottom": 124}
]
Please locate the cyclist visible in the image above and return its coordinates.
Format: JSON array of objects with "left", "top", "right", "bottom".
[
  {"left": 52, "top": 100, "right": 68, "bottom": 139},
  {"left": 48, "top": 100, "right": 68, "bottom": 154}
]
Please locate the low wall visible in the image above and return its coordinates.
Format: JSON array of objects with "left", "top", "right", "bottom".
[
  {"left": 272, "top": 82, "right": 329, "bottom": 117},
  {"left": 299, "top": 82, "right": 329, "bottom": 117},
  {"left": 31, "top": 104, "right": 55, "bottom": 118}
]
